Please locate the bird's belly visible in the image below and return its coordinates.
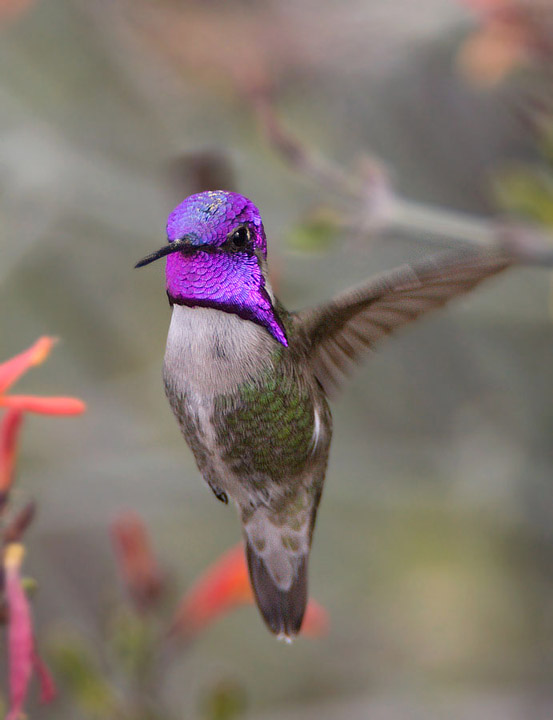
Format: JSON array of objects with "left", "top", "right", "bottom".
[
  {"left": 163, "top": 305, "right": 281, "bottom": 505},
  {"left": 163, "top": 305, "right": 329, "bottom": 509},
  {"left": 171, "top": 394, "right": 247, "bottom": 501}
]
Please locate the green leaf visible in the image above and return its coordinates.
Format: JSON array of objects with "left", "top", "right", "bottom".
[
  {"left": 21, "top": 576, "right": 38, "bottom": 597},
  {"left": 48, "top": 633, "right": 119, "bottom": 717},
  {"left": 286, "top": 208, "right": 341, "bottom": 253},
  {"left": 494, "top": 166, "right": 553, "bottom": 226},
  {"left": 108, "top": 606, "right": 155, "bottom": 679},
  {"left": 201, "top": 680, "right": 247, "bottom": 720}
]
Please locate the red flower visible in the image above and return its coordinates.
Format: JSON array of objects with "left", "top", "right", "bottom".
[
  {"left": 4, "top": 544, "right": 32, "bottom": 720},
  {"left": 0, "top": 411, "right": 23, "bottom": 505},
  {"left": 111, "top": 512, "right": 165, "bottom": 610},
  {"left": 171, "top": 543, "right": 329, "bottom": 639},
  {"left": 4, "top": 543, "right": 55, "bottom": 720},
  {"left": 0, "top": 337, "right": 85, "bottom": 718}
]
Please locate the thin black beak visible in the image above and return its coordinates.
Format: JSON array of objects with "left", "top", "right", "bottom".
[{"left": 134, "top": 237, "right": 194, "bottom": 269}]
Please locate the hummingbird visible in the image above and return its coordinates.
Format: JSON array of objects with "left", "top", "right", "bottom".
[{"left": 136, "top": 190, "right": 510, "bottom": 639}]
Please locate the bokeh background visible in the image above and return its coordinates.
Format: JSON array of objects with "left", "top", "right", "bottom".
[{"left": 1, "top": 0, "right": 553, "bottom": 718}]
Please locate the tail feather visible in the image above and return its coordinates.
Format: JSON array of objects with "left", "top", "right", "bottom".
[
  {"left": 242, "top": 493, "right": 317, "bottom": 639},
  {"left": 246, "top": 540, "right": 308, "bottom": 639}
]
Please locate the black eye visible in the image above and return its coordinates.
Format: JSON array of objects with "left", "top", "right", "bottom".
[{"left": 230, "top": 226, "right": 250, "bottom": 249}]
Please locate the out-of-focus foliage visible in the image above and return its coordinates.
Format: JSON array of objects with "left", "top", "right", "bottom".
[
  {"left": 50, "top": 519, "right": 326, "bottom": 720},
  {"left": 457, "top": 0, "right": 553, "bottom": 227},
  {"left": 494, "top": 112, "right": 553, "bottom": 225},
  {"left": 49, "top": 634, "right": 118, "bottom": 717},
  {"left": 200, "top": 681, "right": 247, "bottom": 720},
  {"left": 286, "top": 208, "right": 340, "bottom": 254},
  {"left": 495, "top": 163, "right": 553, "bottom": 225}
]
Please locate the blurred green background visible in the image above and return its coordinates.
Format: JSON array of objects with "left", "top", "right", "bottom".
[{"left": 1, "top": 0, "right": 553, "bottom": 718}]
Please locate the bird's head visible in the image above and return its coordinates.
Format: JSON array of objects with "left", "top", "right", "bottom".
[{"left": 135, "top": 191, "right": 287, "bottom": 346}]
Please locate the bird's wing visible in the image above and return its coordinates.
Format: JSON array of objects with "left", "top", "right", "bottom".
[{"left": 295, "top": 251, "right": 511, "bottom": 398}]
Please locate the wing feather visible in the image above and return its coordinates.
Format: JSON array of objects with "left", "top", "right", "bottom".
[{"left": 295, "top": 251, "right": 511, "bottom": 397}]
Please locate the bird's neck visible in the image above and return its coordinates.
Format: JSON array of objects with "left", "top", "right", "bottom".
[
  {"left": 164, "top": 305, "right": 283, "bottom": 398},
  {"left": 166, "top": 257, "right": 288, "bottom": 346}
]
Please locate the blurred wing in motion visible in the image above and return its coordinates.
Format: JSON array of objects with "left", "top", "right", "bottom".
[{"left": 296, "top": 251, "right": 511, "bottom": 397}]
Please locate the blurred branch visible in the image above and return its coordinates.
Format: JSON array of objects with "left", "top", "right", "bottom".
[
  {"left": 251, "top": 91, "right": 361, "bottom": 201},
  {"left": 250, "top": 90, "right": 553, "bottom": 265},
  {"left": 3, "top": 502, "right": 36, "bottom": 545}
]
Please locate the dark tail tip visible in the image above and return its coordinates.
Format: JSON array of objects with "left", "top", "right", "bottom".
[{"left": 246, "top": 542, "right": 308, "bottom": 639}]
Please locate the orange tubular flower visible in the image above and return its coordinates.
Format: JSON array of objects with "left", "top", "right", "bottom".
[
  {"left": 457, "top": 0, "right": 551, "bottom": 86},
  {"left": 0, "top": 337, "right": 84, "bottom": 715},
  {"left": 171, "top": 543, "right": 329, "bottom": 639},
  {"left": 0, "top": 395, "right": 86, "bottom": 414},
  {"left": 0, "top": 411, "right": 23, "bottom": 503},
  {"left": 0, "top": 337, "right": 55, "bottom": 394},
  {"left": 0, "top": 337, "right": 86, "bottom": 415},
  {"left": 0, "top": 338, "right": 86, "bottom": 506}
]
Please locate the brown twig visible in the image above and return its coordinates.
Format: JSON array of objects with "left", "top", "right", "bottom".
[
  {"left": 250, "top": 90, "right": 553, "bottom": 265},
  {"left": 3, "top": 502, "right": 36, "bottom": 545}
]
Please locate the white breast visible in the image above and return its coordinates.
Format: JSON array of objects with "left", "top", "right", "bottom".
[{"left": 163, "top": 305, "right": 276, "bottom": 398}]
